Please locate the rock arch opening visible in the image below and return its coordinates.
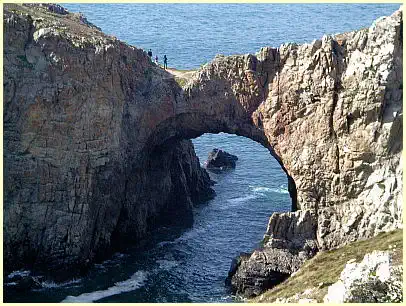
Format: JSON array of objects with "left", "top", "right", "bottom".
[{"left": 140, "top": 112, "right": 298, "bottom": 212}]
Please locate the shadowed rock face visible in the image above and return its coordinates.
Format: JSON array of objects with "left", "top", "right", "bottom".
[
  {"left": 3, "top": 4, "right": 216, "bottom": 278},
  {"left": 3, "top": 3, "right": 402, "bottom": 288}
]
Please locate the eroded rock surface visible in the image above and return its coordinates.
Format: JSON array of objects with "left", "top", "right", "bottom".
[
  {"left": 324, "top": 251, "right": 403, "bottom": 303},
  {"left": 4, "top": 4, "right": 214, "bottom": 278},
  {"left": 4, "top": 3, "right": 402, "bottom": 290},
  {"left": 189, "top": 8, "right": 402, "bottom": 296},
  {"left": 227, "top": 210, "right": 318, "bottom": 296}
]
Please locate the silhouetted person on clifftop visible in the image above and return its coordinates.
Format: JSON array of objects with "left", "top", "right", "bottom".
[
  {"left": 148, "top": 49, "right": 152, "bottom": 59},
  {"left": 163, "top": 55, "right": 168, "bottom": 69}
]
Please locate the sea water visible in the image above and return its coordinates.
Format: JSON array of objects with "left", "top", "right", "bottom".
[{"left": 4, "top": 3, "right": 399, "bottom": 303}]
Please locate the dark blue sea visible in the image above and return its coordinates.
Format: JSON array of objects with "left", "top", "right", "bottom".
[{"left": 4, "top": 3, "right": 399, "bottom": 303}]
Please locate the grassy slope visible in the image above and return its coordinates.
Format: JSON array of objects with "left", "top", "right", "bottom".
[
  {"left": 252, "top": 229, "right": 403, "bottom": 303},
  {"left": 165, "top": 68, "right": 198, "bottom": 87}
]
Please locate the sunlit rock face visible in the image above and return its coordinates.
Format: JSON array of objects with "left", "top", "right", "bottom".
[
  {"left": 185, "top": 8, "right": 402, "bottom": 296},
  {"left": 3, "top": 3, "right": 402, "bottom": 287},
  {"left": 324, "top": 251, "right": 403, "bottom": 303}
]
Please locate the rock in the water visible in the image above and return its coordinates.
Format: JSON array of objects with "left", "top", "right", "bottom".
[
  {"left": 226, "top": 251, "right": 290, "bottom": 297},
  {"left": 205, "top": 148, "right": 238, "bottom": 170},
  {"left": 220, "top": 7, "right": 403, "bottom": 298},
  {"left": 225, "top": 252, "right": 251, "bottom": 286},
  {"left": 227, "top": 210, "right": 319, "bottom": 297}
]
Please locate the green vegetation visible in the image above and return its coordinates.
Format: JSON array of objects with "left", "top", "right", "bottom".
[
  {"left": 174, "top": 77, "right": 187, "bottom": 87},
  {"left": 252, "top": 229, "right": 403, "bottom": 303},
  {"left": 167, "top": 68, "right": 197, "bottom": 88},
  {"left": 170, "top": 68, "right": 196, "bottom": 73},
  {"left": 259, "top": 235, "right": 270, "bottom": 248}
]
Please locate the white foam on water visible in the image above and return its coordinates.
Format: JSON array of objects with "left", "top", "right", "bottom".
[
  {"left": 112, "top": 252, "right": 128, "bottom": 259},
  {"left": 157, "top": 240, "right": 175, "bottom": 248},
  {"left": 156, "top": 259, "right": 179, "bottom": 270},
  {"left": 251, "top": 186, "right": 272, "bottom": 193},
  {"left": 61, "top": 271, "right": 148, "bottom": 303},
  {"left": 174, "top": 226, "right": 206, "bottom": 242},
  {"left": 250, "top": 185, "right": 289, "bottom": 195},
  {"left": 37, "top": 278, "right": 82, "bottom": 289},
  {"left": 7, "top": 270, "right": 31, "bottom": 278},
  {"left": 94, "top": 263, "right": 106, "bottom": 270},
  {"left": 275, "top": 185, "right": 289, "bottom": 194},
  {"left": 226, "top": 194, "right": 257, "bottom": 204}
]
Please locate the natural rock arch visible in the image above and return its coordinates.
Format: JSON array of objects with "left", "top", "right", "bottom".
[
  {"left": 142, "top": 111, "right": 299, "bottom": 212},
  {"left": 3, "top": 4, "right": 402, "bottom": 282}
]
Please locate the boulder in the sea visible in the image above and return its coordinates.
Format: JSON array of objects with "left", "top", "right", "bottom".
[
  {"left": 225, "top": 252, "right": 251, "bottom": 286},
  {"left": 205, "top": 149, "right": 238, "bottom": 170}
]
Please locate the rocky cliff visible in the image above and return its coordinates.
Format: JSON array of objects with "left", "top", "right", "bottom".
[
  {"left": 3, "top": 3, "right": 402, "bottom": 292},
  {"left": 201, "top": 8, "right": 402, "bottom": 296},
  {"left": 4, "top": 4, "right": 214, "bottom": 278}
]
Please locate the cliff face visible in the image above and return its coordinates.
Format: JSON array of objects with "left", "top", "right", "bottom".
[
  {"left": 184, "top": 7, "right": 402, "bottom": 243},
  {"left": 4, "top": 4, "right": 214, "bottom": 277},
  {"left": 195, "top": 8, "right": 401, "bottom": 296},
  {"left": 3, "top": 3, "right": 402, "bottom": 290}
]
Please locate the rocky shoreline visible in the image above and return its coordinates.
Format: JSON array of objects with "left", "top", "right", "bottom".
[{"left": 3, "top": 3, "right": 403, "bottom": 299}]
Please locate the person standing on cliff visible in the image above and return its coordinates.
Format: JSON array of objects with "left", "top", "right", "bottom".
[
  {"left": 163, "top": 55, "right": 168, "bottom": 70},
  {"left": 148, "top": 49, "right": 152, "bottom": 59},
  {"left": 155, "top": 55, "right": 159, "bottom": 65}
]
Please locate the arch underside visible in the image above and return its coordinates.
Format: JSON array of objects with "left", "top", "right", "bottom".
[{"left": 142, "top": 111, "right": 299, "bottom": 211}]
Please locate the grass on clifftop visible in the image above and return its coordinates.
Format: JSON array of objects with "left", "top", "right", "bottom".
[
  {"left": 252, "top": 229, "right": 403, "bottom": 303},
  {"left": 166, "top": 68, "right": 198, "bottom": 87}
]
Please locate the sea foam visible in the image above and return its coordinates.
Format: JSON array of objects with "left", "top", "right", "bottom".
[
  {"left": 61, "top": 271, "right": 148, "bottom": 303},
  {"left": 251, "top": 185, "right": 289, "bottom": 195},
  {"left": 226, "top": 194, "right": 257, "bottom": 204}
]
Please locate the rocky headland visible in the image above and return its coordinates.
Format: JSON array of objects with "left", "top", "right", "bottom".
[
  {"left": 4, "top": 3, "right": 215, "bottom": 278},
  {"left": 3, "top": 3, "right": 402, "bottom": 298}
]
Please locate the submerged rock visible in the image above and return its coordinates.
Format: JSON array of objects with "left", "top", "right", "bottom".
[{"left": 205, "top": 149, "right": 238, "bottom": 170}]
